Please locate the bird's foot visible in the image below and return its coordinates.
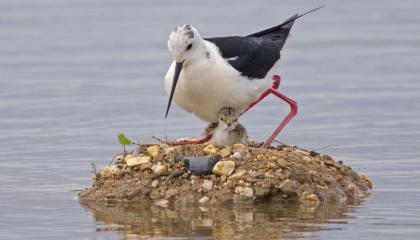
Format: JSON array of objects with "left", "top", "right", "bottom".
[
  {"left": 272, "top": 74, "right": 281, "bottom": 89},
  {"left": 174, "top": 133, "right": 213, "bottom": 145}
]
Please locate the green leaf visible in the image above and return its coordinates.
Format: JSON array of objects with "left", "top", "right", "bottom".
[{"left": 117, "top": 133, "right": 132, "bottom": 146}]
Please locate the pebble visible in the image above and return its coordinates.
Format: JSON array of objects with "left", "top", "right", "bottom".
[
  {"left": 228, "top": 170, "right": 246, "bottom": 180},
  {"left": 220, "top": 146, "right": 232, "bottom": 158},
  {"left": 235, "top": 186, "right": 254, "bottom": 198},
  {"left": 159, "top": 144, "right": 170, "bottom": 151},
  {"left": 286, "top": 155, "right": 299, "bottom": 162},
  {"left": 147, "top": 145, "right": 160, "bottom": 158},
  {"left": 124, "top": 154, "right": 135, "bottom": 162},
  {"left": 248, "top": 170, "right": 263, "bottom": 178},
  {"left": 182, "top": 172, "right": 190, "bottom": 178},
  {"left": 151, "top": 179, "right": 159, "bottom": 188},
  {"left": 220, "top": 175, "right": 227, "bottom": 183},
  {"left": 103, "top": 180, "right": 113, "bottom": 188},
  {"left": 276, "top": 158, "right": 288, "bottom": 169},
  {"left": 152, "top": 164, "right": 168, "bottom": 175},
  {"left": 232, "top": 143, "right": 247, "bottom": 152},
  {"left": 100, "top": 166, "right": 120, "bottom": 178},
  {"left": 232, "top": 144, "right": 248, "bottom": 157},
  {"left": 254, "top": 186, "right": 270, "bottom": 198},
  {"left": 165, "top": 147, "right": 176, "bottom": 155},
  {"left": 198, "top": 196, "right": 210, "bottom": 205},
  {"left": 256, "top": 154, "right": 265, "bottom": 161},
  {"left": 113, "top": 153, "right": 125, "bottom": 163},
  {"left": 212, "top": 161, "right": 235, "bottom": 176},
  {"left": 140, "top": 163, "right": 152, "bottom": 170},
  {"left": 233, "top": 152, "right": 242, "bottom": 160},
  {"left": 147, "top": 145, "right": 159, "bottom": 158},
  {"left": 153, "top": 199, "right": 169, "bottom": 208},
  {"left": 202, "top": 180, "right": 214, "bottom": 191},
  {"left": 302, "top": 156, "right": 312, "bottom": 163},
  {"left": 360, "top": 174, "right": 373, "bottom": 189},
  {"left": 278, "top": 179, "right": 300, "bottom": 194},
  {"left": 203, "top": 144, "right": 217, "bottom": 155},
  {"left": 126, "top": 156, "right": 151, "bottom": 167}
]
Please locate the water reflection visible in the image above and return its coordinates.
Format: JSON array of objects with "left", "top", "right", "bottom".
[{"left": 80, "top": 200, "right": 355, "bottom": 239}]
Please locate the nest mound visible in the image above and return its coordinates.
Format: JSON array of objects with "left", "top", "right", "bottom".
[{"left": 79, "top": 142, "right": 372, "bottom": 208}]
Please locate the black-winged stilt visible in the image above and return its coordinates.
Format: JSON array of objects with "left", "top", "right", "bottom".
[{"left": 164, "top": 6, "right": 324, "bottom": 147}]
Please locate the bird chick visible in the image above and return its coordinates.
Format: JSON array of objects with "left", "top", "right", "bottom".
[{"left": 211, "top": 107, "right": 248, "bottom": 147}]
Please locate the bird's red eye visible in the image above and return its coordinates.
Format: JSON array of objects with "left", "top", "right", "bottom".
[{"left": 186, "top": 43, "right": 193, "bottom": 51}]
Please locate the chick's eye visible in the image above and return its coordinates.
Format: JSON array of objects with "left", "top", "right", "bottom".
[{"left": 186, "top": 43, "right": 193, "bottom": 51}]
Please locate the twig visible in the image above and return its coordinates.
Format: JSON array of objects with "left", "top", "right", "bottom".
[
  {"left": 165, "top": 186, "right": 194, "bottom": 200},
  {"left": 108, "top": 152, "right": 126, "bottom": 166},
  {"left": 164, "top": 179, "right": 207, "bottom": 200},
  {"left": 313, "top": 144, "right": 340, "bottom": 152},
  {"left": 274, "top": 134, "right": 286, "bottom": 145},
  {"left": 152, "top": 135, "right": 167, "bottom": 144},
  {"left": 168, "top": 170, "right": 187, "bottom": 179},
  {"left": 151, "top": 170, "right": 186, "bottom": 180},
  {"left": 91, "top": 162, "right": 97, "bottom": 175}
]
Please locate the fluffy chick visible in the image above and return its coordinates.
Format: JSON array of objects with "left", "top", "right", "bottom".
[{"left": 211, "top": 107, "right": 248, "bottom": 146}]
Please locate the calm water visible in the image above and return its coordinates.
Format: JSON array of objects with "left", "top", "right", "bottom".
[{"left": 1, "top": 0, "right": 419, "bottom": 239}]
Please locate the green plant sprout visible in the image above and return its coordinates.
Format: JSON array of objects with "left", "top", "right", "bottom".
[{"left": 117, "top": 133, "right": 132, "bottom": 154}]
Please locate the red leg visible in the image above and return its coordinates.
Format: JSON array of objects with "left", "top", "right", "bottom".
[
  {"left": 173, "top": 133, "right": 212, "bottom": 146},
  {"left": 241, "top": 75, "right": 298, "bottom": 148},
  {"left": 172, "top": 75, "right": 296, "bottom": 147}
]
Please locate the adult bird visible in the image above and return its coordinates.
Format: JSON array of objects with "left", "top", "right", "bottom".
[{"left": 164, "top": 6, "right": 324, "bottom": 147}]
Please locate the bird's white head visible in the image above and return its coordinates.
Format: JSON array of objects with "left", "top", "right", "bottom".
[
  {"left": 168, "top": 24, "right": 203, "bottom": 63},
  {"left": 165, "top": 24, "right": 204, "bottom": 118}
]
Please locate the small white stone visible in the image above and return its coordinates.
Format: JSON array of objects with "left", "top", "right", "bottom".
[
  {"left": 198, "top": 196, "right": 210, "bottom": 205},
  {"left": 233, "top": 152, "right": 242, "bottom": 160},
  {"left": 152, "top": 164, "right": 167, "bottom": 175},
  {"left": 235, "top": 186, "right": 254, "bottom": 198},
  {"left": 212, "top": 161, "right": 235, "bottom": 176},
  {"left": 202, "top": 180, "right": 214, "bottom": 191},
  {"left": 151, "top": 179, "right": 159, "bottom": 188},
  {"left": 153, "top": 199, "right": 169, "bottom": 208},
  {"left": 126, "top": 156, "right": 151, "bottom": 167}
]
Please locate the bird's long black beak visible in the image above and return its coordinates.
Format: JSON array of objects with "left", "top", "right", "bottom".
[{"left": 165, "top": 61, "right": 183, "bottom": 118}]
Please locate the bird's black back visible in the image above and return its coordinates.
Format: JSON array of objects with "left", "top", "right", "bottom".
[{"left": 205, "top": 15, "right": 296, "bottom": 79}]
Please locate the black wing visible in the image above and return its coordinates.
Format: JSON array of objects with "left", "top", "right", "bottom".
[
  {"left": 205, "top": 15, "right": 296, "bottom": 79},
  {"left": 205, "top": 6, "right": 325, "bottom": 79}
]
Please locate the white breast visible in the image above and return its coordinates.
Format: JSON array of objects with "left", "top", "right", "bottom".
[{"left": 164, "top": 40, "right": 272, "bottom": 123}]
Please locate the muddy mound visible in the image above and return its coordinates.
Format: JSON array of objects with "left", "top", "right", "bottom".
[{"left": 79, "top": 143, "right": 372, "bottom": 208}]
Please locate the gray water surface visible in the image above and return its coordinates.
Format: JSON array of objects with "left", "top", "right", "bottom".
[{"left": 1, "top": 0, "right": 420, "bottom": 239}]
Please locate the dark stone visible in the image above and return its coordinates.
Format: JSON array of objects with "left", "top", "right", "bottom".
[
  {"left": 184, "top": 155, "right": 221, "bottom": 175},
  {"left": 309, "top": 151, "right": 320, "bottom": 157}
]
